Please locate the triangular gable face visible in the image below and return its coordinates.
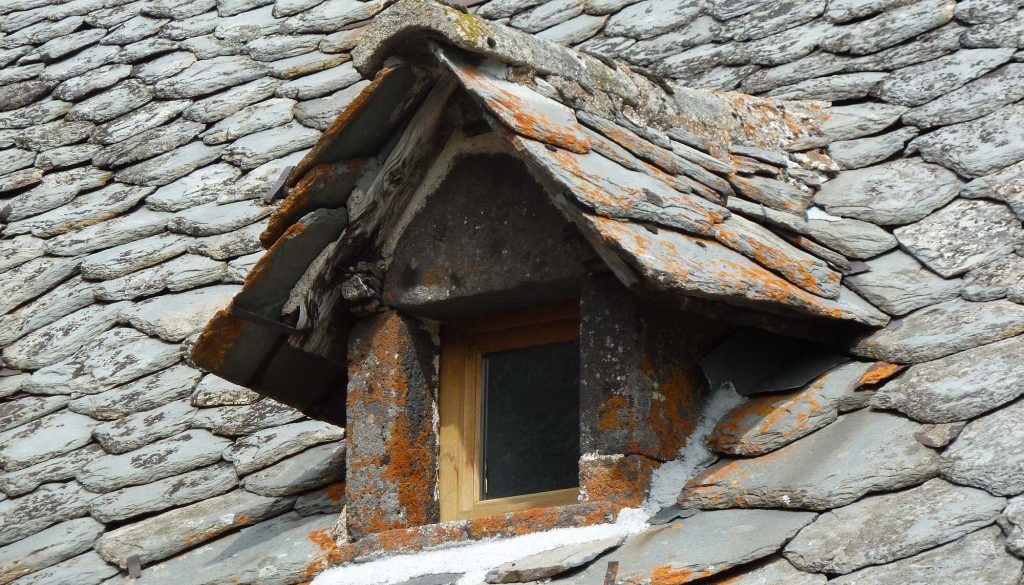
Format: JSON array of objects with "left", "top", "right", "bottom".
[{"left": 192, "top": 17, "right": 890, "bottom": 424}]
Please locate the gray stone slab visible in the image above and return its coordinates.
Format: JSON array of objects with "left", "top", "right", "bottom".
[
  {"left": 282, "top": 0, "right": 383, "bottom": 33},
  {"left": 187, "top": 221, "right": 264, "bottom": 259},
  {"left": 11, "top": 119, "right": 94, "bottom": 152},
  {"left": 0, "top": 445, "right": 103, "bottom": 498},
  {"left": 92, "top": 99, "right": 192, "bottom": 145},
  {"left": 52, "top": 64, "right": 131, "bottom": 101},
  {"left": 874, "top": 48, "right": 1014, "bottom": 106},
  {"left": 790, "top": 102, "right": 908, "bottom": 150},
  {"left": 845, "top": 249, "right": 961, "bottom": 315},
  {"left": 913, "top": 102, "right": 1024, "bottom": 177},
  {"left": 955, "top": 0, "right": 1018, "bottom": 23},
  {"left": 80, "top": 232, "right": 189, "bottom": 280},
  {"left": 122, "top": 285, "right": 239, "bottom": 341},
  {"left": 895, "top": 199, "right": 1024, "bottom": 277},
  {"left": 0, "top": 256, "right": 79, "bottom": 317},
  {"left": 103, "top": 512, "right": 336, "bottom": 585},
  {"left": 193, "top": 398, "right": 304, "bottom": 438},
  {"left": 0, "top": 410, "right": 97, "bottom": 471},
  {"left": 0, "top": 481, "right": 95, "bottom": 546},
  {"left": 190, "top": 374, "right": 262, "bottom": 407},
  {"left": 267, "top": 51, "right": 348, "bottom": 79},
  {"left": 680, "top": 409, "right": 938, "bottom": 511},
  {"left": 181, "top": 34, "right": 247, "bottom": 59},
  {"left": 218, "top": 0, "right": 272, "bottom": 17},
  {"left": 146, "top": 163, "right": 241, "bottom": 212},
  {"left": 202, "top": 98, "right": 295, "bottom": 145},
  {"left": 816, "top": 159, "right": 961, "bottom": 226},
  {"left": 873, "top": 334, "right": 1024, "bottom": 423},
  {"left": 20, "top": 183, "right": 156, "bottom": 238},
  {"left": 292, "top": 481, "right": 345, "bottom": 516},
  {"left": 244, "top": 441, "right": 345, "bottom": 496},
  {"left": 0, "top": 99, "right": 72, "bottom": 131},
  {"left": 961, "top": 160, "right": 1024, "bottom": 220},
  {"left": 276, "top": 60, "right": 360, "bottom": 99},
  {"left": 709, "top": 361, "right": 874, "bottom": 456},
  {"left": 223, "top": 419, "right": 344, "bottom": 475},
  {"left": 0, "top": 375, "right": 28, "bottom": 401},
  {"left": 2, "top": 303, "right": 127, "bottom": 371},
  {"left": 904, "top": 63, "right": 1024, "bottom": 128},
  {"left": 705, "top": 557, "right": 825, "bottom": 585},
  {"left": 961, "top": 16, "right": 1024, "bottom": 48},
  {"left": 77, "top": 429, "right": 232, "bottom": 493},
  {"left": 94, "top": 401, "right": 199, "bottom": 454},
  {"left": 851, "top": 298, "right": 1024, "bottom": 363},
  {"left": 941, "top": 398, "right": 1024, "bottom": 496},
  {"left": 294, "top": 79, "right": 369, "bottom": 130},
  {"left": 805, "top": 215, "right": 898, "bottom": 259},
  {"left": 95, "top": 254, "right": 227, "bottom": 301},
  {"left": 114, "top": 141, "right": 226, "bottom": 187},
  {"left": 45, "top": 208, "right": 170, "bottom": 256},
  {"left": 320, "top": 26, "right": 367, "bottom": 52},
  {"left": 0, "top": 276, "right": 101, "bottom": 353},
  {"left": 1000, "top": 495, "right": 1024, "bottom": 557},
  {"left": 246, "top": 34, "right": 321, "bottom": 61},
  {"left": 132, "top": 51, "right": 196, "bottom": 84},
  {"left": 68, "top": 364, "right": 203, "bottom": 421},
  {"left": 40, "top": 44, "right": 120, "bottom": 83},
  {"left": 963, "top": 253, "right": 1024, "bottom": 301},
  {"left": 4, "top": 167, "right": 112, "bottom": 222},
  {"left": 820, "top": 0, "right": 955, "bottom": 54},
  {"left": 785, "top": 479, "right": 1005, "bottom": 574},
  {"left": 769, "top": 72, "right": 888, "bottom": 101},
  {"left": 828, "top": 127, "right": 921, "bottom": 170},
  {"left": 0, "top": 236, "right": 44, "bottom": 274},
  {"left": 553, "top": 510, "right": 816, "bottom": 584},
  {"left": 94, "top": 121, "right": 206, "bottom": 169},
  {"left": 182, "top": 77, "right": 281, "bottom": 123},
  {"left": 95, "top": 489, "right": 294, "bottom": 568},
  {"left": 226, "top": 252, "right": 262, "bottom": 282},
  {"left": 0, "top": 168, "right": 43, "bottom": 193},
  {"left": 7, "top": 550, "right": 119, "bottom": 585},
  {"left": 488, "top": 536, "right": 622, "bottom": 583},
  {"left": 830, "top": 525, "right": 1022, "bottom": 584},
  {"left": 154, "top": 55, "right": 267, "bottom": 99},
  {"left": 0, "top": 395, "right": 68, "bottom": 433},
  {"left": 0, "top": 518, "right": 104, "bottom": 585},
  {"left": 509, "top": 0, "right": 583, "bottom": 33},
  {"left": 535, "top": 13, "right": 606, "bottom": 45},
  {"left": 90, "top": 462, "right": 238, "bottom": 524},
  {"left": 35, "top": 144, "right": 102, "bottom": 171},
  {"left": 217, "top": 149, "right": 305, "bottom": 203},
  {"left": 0, "top": 149, "right": 33, "bottom": 176}
]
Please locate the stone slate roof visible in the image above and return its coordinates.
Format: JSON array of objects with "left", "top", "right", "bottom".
[{"left": 1, "top": 0, "right": 1024, "bottom": 584}]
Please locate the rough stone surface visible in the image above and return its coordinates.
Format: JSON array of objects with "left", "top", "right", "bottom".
[
  {"left": 785, "top": 479, "right": 1006, "bottom": 574},
  {"left": 121, "top": 285, "right": 239, "bottom": 341},
  {"left": 7, "top": 550, "right": 119, "bottom": 585},
  {"left": 191, "top": 398, "right": 304, "bottom": 437},
  {"left": 828, "top": 127, "right": 920, "bottom": 170},
  {"left": 962, "top": 254, "right": 1024, "bottom": 301},
  {"left": 913, "top": 103, "right": 1024, "bottom": 177},
  {"left": 93, "top": 401, "right": 199, "bottom": 454},
  {"left": 851, "top": 298, "right": 1024, "bottom": 363},
  {"left": 680, "top": 409, "right": 938, "bottom": 511},
  {"left": 89, "top": 462, "right": 238, "bottom": 523},
  {"left": 805, "top": 216, "right": 898, "bottom": 259},
  {"left": 244, "top": 441, "right": 345, "bottom": 496},
  {"left": 0, "top": 445, "right": 103, "bottom": 498},
  {"left": 903, "top": 63, "right": 1024, "bottom": 128},
  {"left": 223, "top": 419, "right": 344, "bottom": 475},
  {"left": 941, "top": 398, "right": 1024, "bottom": 496},
  {"left": 190, "top": 374, "right": 261, "bottom": 407},
  {"left": 487, "top": 536, "right": 623, "bottom": 583},
  {"left": 845, "top": 250, "right": 961, "bottom": 316},
  {"left": 0, "top": 518, "right": 104, "bottom": 585},
  {"left": 872, "top": 334, "right": 1024, "bottom": 423},
  {"left": 0, "top": 410, "right": 97, "bottom": 471},
  {"left": 0, "top": 481, "right": 95, "bottom": 546},
  {"left": 873, "top": 48, "right": 1014, "bottom": 106},
  {"left": 1000, "top": 496, "right": 1024, "bottom": 558}
]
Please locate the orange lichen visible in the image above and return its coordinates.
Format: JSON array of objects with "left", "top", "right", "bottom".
[
  {"left": 860, "top": 362, "right": 906, "bottom": 386},
  {"left": 189, "top": 310, "right": 244, "bottom": 372},
  {"left": 650, "top": 564, "right": 719, "bottom": 585},
  {"left": 580, "top": 456, "right": 657, "bottom": 507}
]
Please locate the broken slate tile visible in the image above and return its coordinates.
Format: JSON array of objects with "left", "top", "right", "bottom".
[
  {"left": 828, "top": 127, "right": 920, "bottom": 170},
  {"left": 962, "top": 253, "right": 1024, "bottom": 301},
  {"left": 192, "top": 398, "right": 304, "bottom": 437},
  {"left": 94, "top": 401, "right": 199, "bottom": 454},
  {"left": 7, "top": 550, "right": 119, "bottom": 585},
  {"left": 0, "top": 445, "right": 103, "bottom": 498},
  {"left": 187, "top": 221, "right": 264, "bottom": 260},
  {"left": 223, "top": 419, "right": 344, "bottom": 475},
  {"left": 267, "top": 51, "right": 349, "bottom": 79},
  {"left": 90, "top": 462, "right": 237, "bottom": 523},
  {"left": 553, "top": 510, "right": 816, "bottom": 585},
  {"left": 872, "top": 334, "right": 1024, "bottom": 423},
  {"left": 77, "top": 429, "right": 233, "bottom": 493},
  {"left": 0, "top": 410, "right": 97, "bottom": 471},
  {"left": 0, "top": 518, "right": 104, "bottom": 585},
  {"left": 0, "top": 394, "right": 69, "bottom": 433},
  {"left": 851, "top": 298, "right": 1024, "bottom": 363},
  {"left": 68, "top": 364, "right": 203, "bottom": 421},
  {"left": 95, "top": 489, "right": 294, "bottom": 568},
  {"left": 815, "top": 158, "right": 962, "bottom": 226},
  {"left": 201, "top": 97, "right": 295, "bottom": 144},
  {"left": 680, "top": 409, "right": 938, "bottom": 511},
  {"left": 2, "top": 303, "right": 126, "bottom": 370},
  {"left": 182, "top": 77, "right": 281, "bottom": 123},
  {"left": 845, "top": 249, "right": 961, "bottom": 316},
  {"left": 0, "top": 481, "right": 96, "bottom": 546},
  {"left": 912, "top": 102, "right": 1024, "bottom": 177},
  {"left": 872, "top": 48, "right": 1014, "bottom": 106},
  {"left": 488, "top": 536, "right": 623, "bottom": 583},
  {"left": 190, "top": 374, "right": 261, "bottom": 407},
  {"left": 895, "top": 198, "right": 1024, "bottom": 277},
  {"left": 80, "top": 232, "right": 190, "bottom": 280},
  {"left": 941, "top": 398, "right": 1024, "bottom": 496},
  {"left": 114, "top": 141, "right": 226, "bottom": 186},
  {"left": 168, "top": 199, "right": 273, "bottom": 235},
  {"left": 785, "top": 478, "right": 1004, "bottom": 574},
  {"left": 121, "top": 284, "right": 239, "bottom": 341},
  {"left": 218, "top": 149, "right": 305, "bottom": 203},
  {"left": 102, "top": 512, "right": 337, "bottom": 585},
  {"left": 768, "top": 72, "right": 888, "bottom": 101},
  {"left": 154, "top": 55, "right": 268, "bottom": 98},
  {"left": 829, "top": 525, "right": 1021, "bottom": 585},
  {"left": 709, "top": 362, "right": 874, "bottom": 457},
  {"left": 914, "top": 421, "right": 966, "bottom": 448},
  {"left": 244, "top": 441, "right": 345, "bottom": 496},
  {"left": 20, "top": 328, "right": 146, "bottom": 396},
  {"left": 221, "top": 120, "right": 320, "bottom": 169},
  {"left": 181, "top": 34, "right": 247, "bottom": 58},
  {"left": 701, "top": 557, "right": 825, "bottom": 585}
]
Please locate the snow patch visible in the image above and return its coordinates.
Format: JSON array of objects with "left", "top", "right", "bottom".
[{"left": 311, "top": 509, "right": 649, "bottom": 585}]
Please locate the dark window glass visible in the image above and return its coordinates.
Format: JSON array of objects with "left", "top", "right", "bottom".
[{"left": 481, "top": 340, "right": 580, "bottom": 499}]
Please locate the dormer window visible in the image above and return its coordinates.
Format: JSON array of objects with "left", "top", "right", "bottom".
[{"left": 439, "top": 304, "right": 581, "bottom": 520}]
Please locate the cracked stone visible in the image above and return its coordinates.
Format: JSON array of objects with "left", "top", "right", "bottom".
[
  {"left": 0, "top": 394, "right": 69, "bottom": 433},
  {"left": 1000, "top": 496, "right": 1024, "bottom": 557},
  {"left": 52, "top": 64, "right": 132, "bottom": 101},
  {"left": 267, "top": 51, "right": 348, "bottom": 79},
  {"left": 785, "top": 479, "right": 1005, "bottom": 574},
  {"left": 961, "top": 160, "right": 1024, "bottom": 220},
  {"left": 223, "top": 419, "right": 345, "bottom": 475},
  {"left": 276, "top": 61, "right": 360, "bottom": 99},
  {"left": 45, "top": 207, "right": 171, "bottom": 256},
  {"left": 488, "top": 536, "right": 623, "bottom": 583},
  {"left": 132, "top": 51, "right": 196, "bottom": 83},
  {"left": 791, "top": 102, "right": 908, "bottom": 150},
  {"left": 941, "top": 398, "right": 1024, "bottom": 496},
  {"left": 536, "top": 13, "right": 607, "bottom": 45},
  {"left": 168, "top": 199, "right": 272, "bottom": 236},
  {"left": 769, "top": 72, "right": 888, "bottom": 101},
  {"left": 895, "top": 198, "right": 1024, "bottom": 277},
  {"left": 0, "top": 276, "right": 95, "bottom": 347},
  {"left": 77, "top": 429, "right": 233, "bottom": 493},
  {"left": 294, "top": 79, "right": 370, "bottom": 130},
  {"left": 680, "top": 409, "right": 938, "bottom": 511},
  {"left": 222, "top": 121, "right": 318, "bottom": 169},
  {"left": 0, "top": 255, "right": 79, "bottom": 317},
  {"left": 246, "top": 34, "right": 322, "bottom": 61},
  {"left": 19, "top": 183, "right": 156, "bottom": 238},
  {"left": 3, "top": 167, "right": 112, "bottom": 222},
  {"left": 820, "top": 0, "right": 955, "bottom": 55},
  {"left": 845, "top": 249, "right": 961, "bottom": 315}
]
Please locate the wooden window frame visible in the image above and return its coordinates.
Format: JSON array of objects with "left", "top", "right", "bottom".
[{"left": 439, "top": 302, "right": 582, "bottom": 522}]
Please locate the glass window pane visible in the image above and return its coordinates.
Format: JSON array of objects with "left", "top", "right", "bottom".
[{"left": 482, "top": 340, "right": 580, "bottom": 499}]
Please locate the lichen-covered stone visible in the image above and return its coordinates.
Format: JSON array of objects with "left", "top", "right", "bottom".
[
  {"left": 680, "top": 409, "right": 938, "bottom": 511},
  {"left": 154, "top": 55, "right": 267, "bottom": 98},
  {"left": 872, "top": 47, "right": 1014, "bottom": 106},
  {"left": 244, "top": 441, "right": 345, "bottom": 496},
  {"left": 912, "top": 102, "right": 1024, "bottom": 177},
  {"left": 820, "top": 0, "right": 955, "bottom": 55},
  {"left": 785, "top": 479, "right": 1005, "bottom": 574},
  {"left": 0, "top": 481, "right": 95, "bottom": 546},
  {"left": 0, "top": 445, "right": 103, "bottom": 498},
  {"left": 845, "top": 249, "right": 961, "bottom": 316},
  {"left": 961, "top": 160, "right": 1024, "bottom": 220},
  {"left": 815, "top": 159, "right": 961, "bottom": 225},
  {"left": 121, "top": 285, "right": 239, "bottom": 341},
  {"left": 962, "top": 254, "right": 1024, "bottom": 301},
  {"left": 223, "top": 419, "right": 344, "bottom": 475},
  {"left": 0, "top": 395, "right": 68, "bottom": 434},
  {"left": 89, "top": 463, "right": 238, "bottom": 524},
  {"left": 903, "top": 63, "right": 1024, "bottom": 128},
  {"left": 2, "top": 303, "right": 127, "bottom": 371},
  {"left": 93, "top": 401, "right": 199, "bottom": 454},
  {"left": 0, "top": 518, "right": 104, "bottom": 585},
  {"left": 941, "top": 398, "right": 1024, "bottom": 496},
  {"left": 192, "top": 398, "right": 304, "bottom": 437},
  {"left": 68, "top": 365, "right": 202, "bottom": 421}
]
